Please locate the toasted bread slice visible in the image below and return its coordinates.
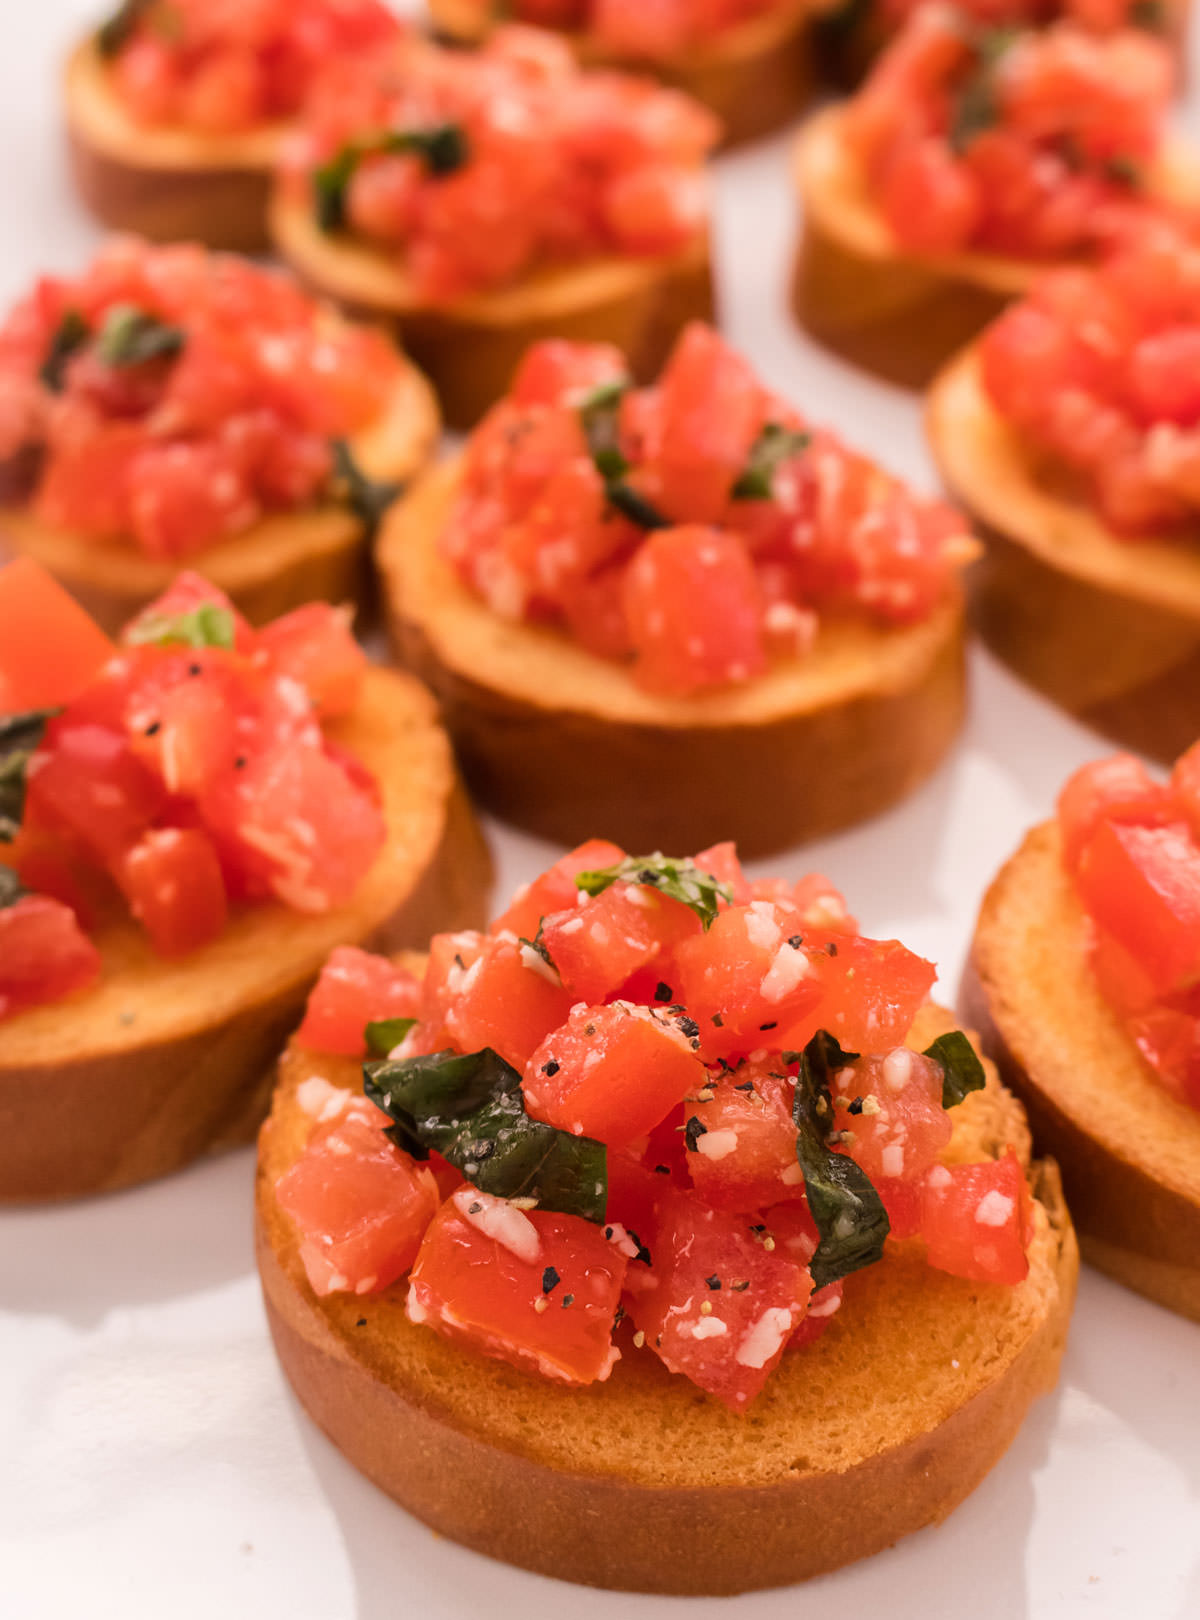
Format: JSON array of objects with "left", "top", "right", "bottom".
[
  {"left": 0, "top": 356, "right": 440, "bottom": 636},
  {"left": 792, "top": 106, "right": 1200, "bottom": 387},
  {"left": 269, "top": 192, "right": 715, "bottom": 427},
  {"left": 64, "top": 39, "right": 288, "bottom": 250},
  {"left": 427, "top": 0, "right": 818, "bottom": 145},
  {"left": 963, "top": 820, "right": 1200, "bottom": 1323},
  {"left": 375, "top": 458, "right": 967, "bottom": 856},
  {"left": 255, "top": 999, "right": 1077, "bottom": 1595},
  {"left": 928, "top": 345, "right": 1200, "bottom": 762},
  {"left": 0, "top": 668, "right": 492, "bottom": 1203}
]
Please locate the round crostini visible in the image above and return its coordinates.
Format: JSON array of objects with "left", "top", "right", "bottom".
[
  {"left": 377, "top": 324, "right": 972, "bottom": 856},
  {"left": 0, "top": 238, "right": 440, "bottom": 634},
  {"left": 268, "top": 27, "right": 718, "bottom": 427},
  {"left": 426, "top": 0, "right": 819, "bottom": 146},
  {"left": 63, "top": 0, "right": 402, "bottom": 249},
  {"left": 964, "top": 815, "right": 1200, "bottom": 1323},
  {"left": 254, "top": 837, "right": 1077, "bottom": 1594},
  {"left": 792, "top": 14, "right": 1200, "bottom": 387},
  {"left": 0, "top": 571, "right": 491, "bottom": 1202}
]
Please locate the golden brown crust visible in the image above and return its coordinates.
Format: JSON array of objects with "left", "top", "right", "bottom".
[
  {"left": 268, "top": 191, "right": 716, "bottom": 427},
  {"left": 427, "top": 0, "right": 818, "bottom": 145},
  {"left": 376, "top": 458, "right": 967, "bottom": 857},
  {"left": 963, "top": 820, "right": 1200, "bottom": 1323},
  {"left": 255, "top": 1001, "right": 1077, "bottom": 1594},
  {"left": 0, "top": 668, "right": 493, "bottom": 1203},
  {"left": 928, "top": 346, "right": 1200, "bottom": 762},
  {"left": 792, "top": 107, "right": 1200, "bottom": 388},
  {"left": 0, "top": 358, "right": 441, "bottom": 635},
  {"left": 63, "top": 39, "right": 287, "bottom": 250}
]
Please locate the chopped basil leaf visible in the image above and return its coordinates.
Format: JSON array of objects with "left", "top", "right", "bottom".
[
  {"left": 575, "top": 852, "right": 733, "bottom": 931},
  {"left": 731, "top": 423, "right": 811, "bottom": 501},
  {"left": 0, "top": 708, "right": 58, "bottom": 844},
  {"left": 364, "top": 1017, "right": 417, "bottom": 1057},
  {"left": 314, "top": 124, "right": 471, "bottom": 233},
  {"left": 1131, "top": 0, "right": 1165, "bottom": 27},
  {"left": 39, "top": 310, "right": 90, "bottom": 393},
  {"left": 923, "top": 1030, "right": 987, "bottom": 1110},
  {"left": 96, "top": 0, "right": 152, "bottom": 55},
  {"left": 95, "top": 304, "right": 185, "bottom": 369},
  {"left": 1105, "top": 155, "right": 1142, "bottom": 188},
  {"left": 0, "top": 864, "right": 25, "bottom": 909},
  {"left": 329, "top": 439, "right": 403, "bottom": 531},
  {"left": 577, "top": 379, "right": 671, "bottom": 531},
  {"left": 126, "top": 601, "right": 236, "bottom": 651},
  {"left": 793, "top": 1029, "right": 889, "bottom": 1291},
  {"left": 364, "top": 1046, "right": 607, "bottom": 1222},
  {"left": 606, "top": 482, "right": 671, "bottom": 530},
  {"left": 948, "top": 28, "right": 1018, "bottom": 154}
]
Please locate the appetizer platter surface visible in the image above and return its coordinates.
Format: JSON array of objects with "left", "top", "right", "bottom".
[{"left": 1, "top": 1, "right": 1198, "bottom": 1618}]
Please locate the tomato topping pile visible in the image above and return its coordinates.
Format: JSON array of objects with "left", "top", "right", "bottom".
[
  {"left": 1058, "top": 748, "right": 1200, "bottom": 1108},
  {"left": 285, "top": 27, "right": 718, "bottom": 303},
  {"left": 844, "top": 7, "right": 1180, "bottom": 260},
  {"left": 878, "top": 0, "right": 1170, "bottom": 33},
  {"left": 446, "top": 0, "right": 785, "bottom": 54},
  {"left": 0, "top": 562, "right": 385, "bottom": 1023},
  {"left": 442, "top": 322, "right": 968, "bottom": 694},
  {"left": 282, "top": 840, "right": 1034, "bottom": 1409},
  {"left": 0, "top": 236, "right": 402, "bottom": 557},
  {"left": 980, "top": 231, "right": 1200, "bottom": 534},
  {"left": 99, "top": 0, "right": 400, "bottom": 134}
]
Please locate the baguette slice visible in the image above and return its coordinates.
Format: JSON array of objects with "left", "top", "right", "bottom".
[
  {"left": 0, "top": 356, "right": 441, "bottom": 636},
  {"left": 427, "top": 0, "right": 818, "bottom": 145},
  {"left": 269, "top": 192, "right": 715, "bottom": 428},
  {"left": 792, "top": 106, "right": 1200, "bottom": 388},
  {"left": 376, "top": 458, "right": 967, "bottom": 856},
  {"left": 0, "top": 668, "right": 492, "bottom": 1203},
  {"left": 256, "top": 999, "right": 1077, "bottom": 1595},
  {"left": 64, "top": 39, "right": 287, "bottom": 250},
  {"left": 963, "top": 820, "right": 1200, "bottom": 1323},
  {"left": 928, "top": 345, "right": 1200, "bottom": 762}
]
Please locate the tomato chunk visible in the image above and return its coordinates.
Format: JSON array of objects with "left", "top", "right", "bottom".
[
  {"left": 1057, "top": 754, "right": 1171, "bottom": 871},
  {"left": 685, "top": 1056, "right": 803, "bottom": 1213},
  {"left": 115, "top": 826, "right": 228, "bottom": 957},
  {"left": 407, "top": 1189, "right": 627, "bottom": 1385},
  {"left": 490, "top": 838, "right": 625, "bottom": 939},
  {"left": 0, "top": 559, "right": 114, "bottom": 710},
  {"left": 920, "top": 1152, "right": 1031, "bottom": 1286},
  {"left": 256, "top": 603, "right": 366, "bottom": 718},
  {"left": 674, "top": 900, "right": 828, "bottom": 1057},
  {"left": 539, "top": 881, "right": 701, "bottom": 1003},
  {"left": 0, "top": 893, "right": 101, "bottom": 1018},
  {"left": 1076, "top": 819, "right": 1200, "bottom": 996},
  {"left": 298, "top": 947, "right": 422, "bottom": 1056},
  {"left": 444, "top": 936, "right": 576, "bottom": 1070}
]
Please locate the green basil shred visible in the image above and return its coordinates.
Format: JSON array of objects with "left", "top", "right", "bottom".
[
  {"left": 578, "top": 380, "right": 671, "bottom": 531},
  {"left": 923, "top": 1029, "right": 987, "bottom": 1110},
  {"left": 95, "top": 305, "right": 185, "bottom": 369},
  {"left": 126, "top": 602, "right": 236, "bottom": 651},
  {"left": 329, "top": 438, "right": 403, "bottom": 530},
  {"left": 0, "top": 864, "right": 25, "bottom": 909},
  {"left": 0, "top": 708, "right": 59, "bottom": 844},
  {"left": 731, "top": 423, "right": 811, "bottom": 501},
  {"left": 575, "top": 852, "right": 733, "bottom": 931},
  {"left": 39, "top": 310, "right": 90, "bottom": 393},
  {"left": 364, "top": 1017, "right": 417, "bottom": 1058},
  {"left": 364, "top": 1046, "right": 607, "bottom": 1222},
  {"left": 314, "top": 125, "right": 471, "bottom": 233}
]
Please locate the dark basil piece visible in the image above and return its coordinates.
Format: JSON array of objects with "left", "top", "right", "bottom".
[
  {"left": 577, "top": 379, "right": 671, "bottom": 531},
  {"left": 329, "top": 439, "right": 403, "bottom": 531},
  {"left": 314, "top": 124, "right": 471, "bottom": 233},
  {"left": 731, "top": 423, "right": 811, "bottom": 501},
  {"left": 0, "top": 708, "right": 58, "bottom": 844},
  {"left": 605, "top": 482, "right": 671, "bottom": 530},
  {"left": 923, "top": 1030, "right": 987, "bottom": 1110},
  {"left": 364, "top": 1046, "right": 607, "bottom": 1222},
  {"left": 96, "top": 0, "right": 152, "bottom": 55},
  {"left": 0, "top": 864, "right": 26, "bottom": 909},
  {"left": 1131, "top": 0, "right": 1165, "bottom": 27},
  {"left": 39, "top": 310, "right": 90, "bottom": 393},
  {"left": 126, "top": 602, "right": 235, "bottom": 651},
  {"left": 575, "top": 853, "right": 733, "bottom": 931},
  {"left": 364, "top": 1017, "right": 417, "bottom": 1058},
  {"left": 948, "top": 28, "right": 1019, "bottom": 154},
  {"left": 95, "top": 305, "right": 185, "bottom": 369},
  {"left": 792, "top": 1029, "right": 889, "bottom": 1291}
]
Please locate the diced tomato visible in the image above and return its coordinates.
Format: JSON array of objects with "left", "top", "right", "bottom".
[
  {"left": 1170, "top": 741, "right": 1200, "bottom": 844},
  {"left": 760, "top": 1202, "right": 845, "bottom": 1348},
  {"left": 1075, "top": 819, "right": 1200, "bottom": 996},
  {"left": 784, "top": 936, "right": 936, "bottom": 1054},
  {"left": 651, "top": 324, "right": 766, "bottom": 521},
  {"left": 490, "top": 838, "right": 625, "bottom": 939},
  {"left": 115, "top": 826, "right": 228, "bottom": 957},
  {"left": 509, "top": 340, "right": 628, "bottom": 408},
  {"left": 685, "top": 1056, "right": 804, "bottom": 1213},
  {"left": 444, "top": 935, "right": 576, "bottom": 1070},
  {"left": 919, "top": 1152, "right": 1031, "bottom": 1286},
  {"left": 0, "top": 894, "right": 102, "bottom": 1019},
  {"left": 407, "top": 1189, "right": 627, "bottom": 1385},
  {"left": 256, "top": 602, "right": 366, "bottom": 718},
  {"left": 0, "top": 559, "right": 114, "bottom": 711},
  {"left": 128, "top": 674, "right": 240, "bottom": 796},
  {"left": 523, "top": 1000, "right": 704, "bottom": 1148},
  {"left": 1129, "top": 1005, "right": 1200, "bottom": 1108},
  {"left": 27, "top": 725, "right": 166, "bottom": 865},
  {"left": 277, "top": 1095, "right": 440, "bottom": 1296},
  {"left": 539, "top": 881, "right": 701, "bottom": 1002},
  {"left": 297, "top": 946, "right": 422, "bottom": 1056},
  {"left": 1057, "top": 754, "right": 1172, "bottom": 871},
  {"left": 626, "top": 1187, "right": 814, "bottom": 1410},
  {"left": 831, "top": 1047, "right": 953, "bottom": 1188}
]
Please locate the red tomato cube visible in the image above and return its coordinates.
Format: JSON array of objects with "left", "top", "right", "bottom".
[
  {"left": 920, "top": 1152, "right": 1031, "bottom": 1286},
  {"left": 297, "top": 946, "right": 422, "bottom": 1057},
  {"left": 257, "top": 602, "right": 366, "bottom": 718},
  {"left": 685, "top": 1056, "right": 804, "bottom": 1213},
  {"left": 27, "top": 724, "right": 166, "bottom": 864},
  {"left": 1057, "top": 754, "right": 1172, "bottom": 872},
  {"left": 540, "top": 882, "right": 701, "bottom": 1003},
  {"left": 444, "top": 935, "right": 576, "bottom": 1070},
  {"left": 490, "top": 838, "right": 625, "bottom": 940},
  {"left": 115, "top": 826, "right": 228, "bottom": 957},
  {"left": 1076, "top": 819, "right": 1200, "bottom": 997},
  {"left": 0, "top": 559, "right": 114, "bottom": 711},
  {"left": 0, "top": 894, "right": 101, "bottom": 1019}
]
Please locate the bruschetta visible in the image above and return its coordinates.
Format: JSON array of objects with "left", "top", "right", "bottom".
[
  {"left": 256, "top": 841, "right": 1077, "bottom": 1593},
  {"left": 426, "top": 0, "right": 818, "bottom": 145},
  {"left": 64, "top": 0, "right": 401, "bottom": 249},
  {"left": 0, "top": 237, "right": 439, "bottom": 634},
  {"left": 927, "top": 233, "right": 1200, "bottom": 761},
  {"left": 964, "top": 751, "right": 1200, "bottom": 1321},
  {"left": 794, "top": 8, "right": 1200, "bottom": 386},
  {"left": 268, "top": 26, "right": 718, "bottom": 426},
  {"left": 0, "top": 562, "right": 490, "bottom": 1201},
  {"left": 378, "top": 323, "right": 972, "bottom": 856}
]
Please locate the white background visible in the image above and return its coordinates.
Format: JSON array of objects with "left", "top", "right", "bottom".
[{"left": 0, "top": 4, "right": 1197, "bottom": 1616}]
